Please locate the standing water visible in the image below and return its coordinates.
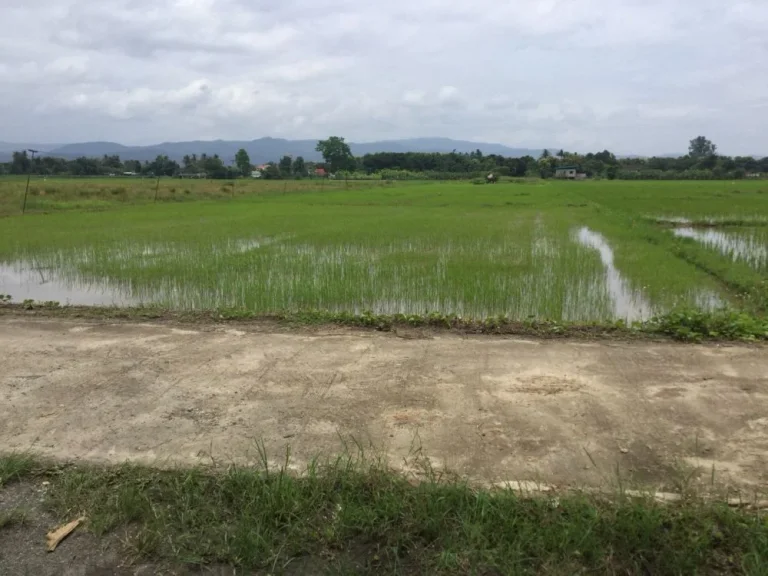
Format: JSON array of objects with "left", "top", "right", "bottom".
[
  {"left": 673, "top": 228, "right": 768, "bottom": 271},
  {"left": 574, "top": 227, "right": 653, "bottom": 321},
  {"left": 0, "top": 261, "right": 136, "bottom": 306}
]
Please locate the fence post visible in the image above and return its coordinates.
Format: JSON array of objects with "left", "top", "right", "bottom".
[
  {"left": 22, "top": 173, "right": 31, "bottom": 214},
  {"left": 154, "top": 177, "right": 160, "bottom": 202}
]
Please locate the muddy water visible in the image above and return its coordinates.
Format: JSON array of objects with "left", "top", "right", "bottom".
[
  {"left": 674, "top": 227, "right": 767, "bottom": 270},
  {"left": 0, "top": 262, "right": 136, "bottom": 306},
  {"left": 574, "top": 227, "right": 653, "bottom": 321}
]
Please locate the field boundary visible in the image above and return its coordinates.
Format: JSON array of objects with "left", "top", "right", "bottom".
[{"left": 2, "top": 301, "right": 768, "bottom": 343}]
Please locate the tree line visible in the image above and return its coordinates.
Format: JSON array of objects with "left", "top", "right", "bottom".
[{"left": 2, "top": 136, "right": 766, "bottom": 180}]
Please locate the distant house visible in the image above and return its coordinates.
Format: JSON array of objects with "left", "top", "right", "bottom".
[
  {"left": 555, "top": 165, "right": 578, "bottom": 179},
  {"left": 314, "top": 167, "right": 327, "bottom": 177}
]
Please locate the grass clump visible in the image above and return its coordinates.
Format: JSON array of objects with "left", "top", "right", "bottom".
[
  {"left": 648, "top": 308, "right": 768, "bottom": 341},
  {"left": 28, "top": 453, "right": 767, "bottom": 574},
  {"left": 0, "top": 452, "right": 37, "bottom": 487}
]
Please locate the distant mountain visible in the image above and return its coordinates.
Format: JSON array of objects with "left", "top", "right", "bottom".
[{"left": 0, "top": 137, "right": 544, "bottom": 164}]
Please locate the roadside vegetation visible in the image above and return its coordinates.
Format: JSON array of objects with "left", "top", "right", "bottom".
[{"left": 1, "top": 452, "right": 766, "bottom": 574}]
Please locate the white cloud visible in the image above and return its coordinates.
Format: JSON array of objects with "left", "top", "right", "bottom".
[{"left": 0, "top": 0, "right": 766, "bottom": 154}]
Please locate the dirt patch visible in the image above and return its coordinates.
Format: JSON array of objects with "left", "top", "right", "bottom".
[
  {"left": 1, "top": 317, "right": 767, "bottom": 492},
  {"left": 0, "top": 481, "right": 129, "bottom": 575}
]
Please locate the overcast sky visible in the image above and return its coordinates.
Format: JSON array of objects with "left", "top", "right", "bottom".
[{"left": 2, "top": 0, "right": 766, "bottom": 155}]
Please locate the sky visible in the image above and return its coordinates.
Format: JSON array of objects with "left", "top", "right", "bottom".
[{"left": 1, "top": 0, "right": 767, "bottom": 155}]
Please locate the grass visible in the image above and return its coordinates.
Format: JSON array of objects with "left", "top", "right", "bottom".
[
  {"left": 0, "top": 176, "right": 381, "bottom": 217},
  {"left": 1, "top": 452, "right": 766, "bottom": 574},
  {"left": 0, "top": 452, "right": 37, "bottom": 487},
  {"left": 5, "top": 301, "right": 768, "bottom": 342},
  {"left": 4, "top": 179, "right": 768, "bottom": 325}
]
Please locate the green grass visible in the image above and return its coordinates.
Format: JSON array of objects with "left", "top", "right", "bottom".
[
  {"left": 1, "top": 178, "right": 767, "bottom": 323},
  {"left": 0, "top": 452, "right": 37, "bottom": 487},
  {"left": 1, "top": 452, "right": 766, "bottom": 574}
]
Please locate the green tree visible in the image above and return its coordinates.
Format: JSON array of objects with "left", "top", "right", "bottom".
[
  {"left": 235, "top": 148, "right": 251, "bottom": 176},
  {"left": 124, "top": 160, "right": 142, "bottom": 173},
  {"left": 540, "top": 149, "right": 550, "bottom": 159},
  {"left": 688, "top": 136, "right": 717, "bottom": 158},
  {"left": 202, "top": 154, "right": 227, "bottom": 179},
  {"left": 10, "top": 151, "right": 31, "bottom": 174},
  {"left": 292, "top": 156, "right": 306, "bottom": 177},
  {"left": 262, "top": 163, "right": 281, "bottom": 179},
  {"left": 315, "top": 136, "right": 353, "bottom": 173},
  {"left": 146, "top": 155, "right": 180, "bottom": 177},
  {"left": 279, "top": 155, "right": 293, "bottom": 176},
  {"left": 102, "top": 154, "right": 122, "bottom": 170},
  {"left": 537, "top": 155, "right": 556, "bottom": 178}
]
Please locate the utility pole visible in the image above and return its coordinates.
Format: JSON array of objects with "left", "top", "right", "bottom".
[{"left": 22, "top": 149, "right": 38, "bottom": 214}]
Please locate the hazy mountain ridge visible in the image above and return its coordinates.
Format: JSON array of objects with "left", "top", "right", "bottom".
[{"left": 0, "top": 138, "right": 545, "bottom": 164}]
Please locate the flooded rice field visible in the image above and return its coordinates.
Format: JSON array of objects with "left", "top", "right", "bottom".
[{"left": 0, "top": 221, "right": 738, "bottom": 322}]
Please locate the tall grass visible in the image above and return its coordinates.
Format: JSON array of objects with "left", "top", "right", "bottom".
[{"left": 1, "top": 451, "right": 766, "bottom": 574}]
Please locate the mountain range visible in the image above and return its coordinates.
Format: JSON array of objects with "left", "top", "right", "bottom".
[{"left": 0, "top": 138, "right": 544, "bottom": 164}]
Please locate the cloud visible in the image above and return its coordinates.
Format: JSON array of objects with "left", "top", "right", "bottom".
[{"left": 0, "top": 0, "right": 766, "bottom": 155}]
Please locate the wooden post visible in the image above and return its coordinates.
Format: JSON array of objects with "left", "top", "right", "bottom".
[
  {"left": 22, "top": 173, "right": 31, "bottom": 214},
  {"left": 154, "top": 177, "right": 160, "bottom": 202}
]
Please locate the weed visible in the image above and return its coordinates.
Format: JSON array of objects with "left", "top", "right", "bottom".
[
  {"left": 11, "top": 453, "right": 761, "bottom": 574},
  {"left": 0, "top": 452, "right": 37, "bottom": 487}
]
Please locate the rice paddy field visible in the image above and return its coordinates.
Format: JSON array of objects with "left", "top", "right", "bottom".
[{"left": 1, "top": 176, "right": 768, "bottom": 323}]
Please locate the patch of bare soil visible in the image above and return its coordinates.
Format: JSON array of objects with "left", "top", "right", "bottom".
[{"left": 1, "top": 317, "right": 767, "bottom": 492}]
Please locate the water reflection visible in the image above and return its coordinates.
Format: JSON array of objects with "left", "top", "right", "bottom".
[
  {"left": 574, "top": 227, "right": 653, "bottom": 321},
  {"left": 0, "top": 262, "right": 136, "bottom": 305},
  {"left": 674, "top": 227, "right": 767, "bottom": 270}
]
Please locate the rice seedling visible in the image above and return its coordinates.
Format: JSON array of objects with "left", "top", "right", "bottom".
[{"left": 1, "top": 178, "right": 766, "bottom": 321}]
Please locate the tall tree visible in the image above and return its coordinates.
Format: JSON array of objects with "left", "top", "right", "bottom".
[
  {"left": 292, "top": 156, "right": 306, "bottom": 176},
  {"left": 688, "top": 136, "right": 717, "bottom": 158},
  {"left": 235, "top": 148, "right": 251, "bottom": 176},
  {"left": 10, "top": 151, "right": 31, "bottom": 174},
  {"left": 279, "top": 155, "right": 293, "bottom": 176},
  {"left": 262, "top": 163, "right": 281, "bottom": 179},
  {"left": 315, "top": 136, "right": 353, "bottom": 173}
]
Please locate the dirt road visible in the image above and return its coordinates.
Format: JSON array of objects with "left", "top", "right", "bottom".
[{"left": 1, "top": 317, "right": 767, "bottom": 491}]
